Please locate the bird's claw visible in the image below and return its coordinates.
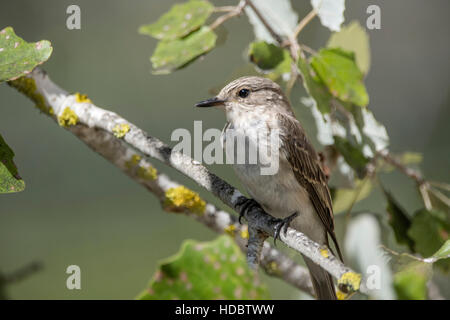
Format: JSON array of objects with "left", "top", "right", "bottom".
[
  {"left": 236, "top": 198, "right": 261, "bottom": 224},
  {"left": 274, "top": 212, "right": 299, "bottom": 246}
]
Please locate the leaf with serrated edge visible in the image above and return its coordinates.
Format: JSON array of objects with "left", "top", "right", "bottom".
[
  {"left": 248, "top": 41, "right": 285, "bottom": 70},
  {"left": 139, "top": 0, "right": 213, "bottom": 40},
  {"left": 311, "top": 0, "right": 345, "bottom": 32},
  {"left": 0, "top": 134, "right": 25, "bottom": 193},
  {"left": 298, "top": 56, "right": 332, "bottom": 114},
  {"left": 311, "top": 48, "right": 369, "bottom": 107},
  {"left": 0, "top": 27, "right": 52, "bottom": 82},
  {"left": 248, "top": 41, "right": 292, "bottom": 81},
  {"left": 408, "top": 209, "right": 449, "bottom": 258},
  {"left": 151, "top": 27, "right": 216, "bottom": 74},
  {"left": 327, "top": 21, "right": 370, "bottom": 74},
  {"left": 430, "top": 240, "right": 450, "bottom": 262},
  {"left": 137, "top": 235, "right": 269, "bottom": 299}
]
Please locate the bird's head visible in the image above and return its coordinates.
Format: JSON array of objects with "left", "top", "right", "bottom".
[{"left": 195, "top": 76, "right": 293, "bottom": 121}]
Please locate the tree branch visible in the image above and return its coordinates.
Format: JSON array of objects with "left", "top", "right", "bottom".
[
  {"left": 377, "top": 150, "right": 425, "bottom": 185},
  {"left": 293, "top": 9, "right": 317, "bottom": 39},
  {"left": 8, "top": 68, "right": 367, "bottom": 295},
  {"left": 209, "top": 0, "right": 247, "bottom": 30},
  {"left": 376, "top": 149, "right": 433, "bottom": 209},
  {"left": 74, "top": 121, "right": 315, "bottom": 296}
]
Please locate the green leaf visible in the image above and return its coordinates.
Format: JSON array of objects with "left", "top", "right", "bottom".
[
  {"left": 346, "top": 104, "right": 389, "bottom": 153},
  {"left": 428, "top": 188, "right": 450, "bottom": 218},
  {"left": 248, "top": 41, "right": 285, "bottom": 70},
  {"left": 138, "top": 235, "right": 269, "bottom": 300},
  {"left": 333, "top": 135, "right": 369, "bottom": 177},
  {"left": 384, "top": 241, "right": 449, "bottom": 300},
  {"left": 0, "top": 134, "right": 25, "bottom": 193},
  {"left": 268, "top": 49, "right": 293, "bottom": 81},
  {"left": 248, "top": 41, "right": 292, "bottom": 81},
  {"left": 311, "top": 48, "right": 369, "bottom": 107},
  {"left": 0, "top": 27, "right": 52, "bottom": 82},
  {"left": 332, "top": 179, "right": 372, "bottom": 214},
  {"left": 327, "top": 21, "right": 371, "bottom": 74},
  {"left": 311, "top": 0, "right": 345, "bottom": 32},
  {"left": 408, "top": 209, "right": 449, "bottom": 258},
  {"left": 138, "top": 0, "right": 214, "bottom": 40},
  {"left": 297, "top": 56, "right": 332, "bottom": 114},
  {"left": 393, "top": 261, "right": 429, "bottom": 300},
  {"left": 151, "top": 26, "right": 216, "bottom": 74},
  {"left": 430, "top": 239, "right": 450, "bottom": 262},
  {"left": 382, "top": 189, "right": 415, "bottom": 251}
]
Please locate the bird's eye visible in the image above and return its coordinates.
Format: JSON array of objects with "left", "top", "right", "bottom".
[{"left": 238, "top": 88, "right": 250, "bottom": 98}]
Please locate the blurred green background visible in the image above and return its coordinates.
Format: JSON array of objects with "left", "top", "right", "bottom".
[{"left": 0, "top": 0, "right": 449, "bottom": 299}]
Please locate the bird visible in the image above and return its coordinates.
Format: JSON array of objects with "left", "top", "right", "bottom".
[{"left": 196, "top": 76, "right": 343, "bottom": 300}]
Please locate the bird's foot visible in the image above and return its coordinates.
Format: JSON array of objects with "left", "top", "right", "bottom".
[
  {"left": 274, "top": 212, "right": 299, "bottom": 246},
  {"left": 235, "top": 197, "right": 261, "bottom": 224}
]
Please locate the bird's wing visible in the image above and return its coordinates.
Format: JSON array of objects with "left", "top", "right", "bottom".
[{"left": 278, "top": 113, "right": 343, "bottom": 261}]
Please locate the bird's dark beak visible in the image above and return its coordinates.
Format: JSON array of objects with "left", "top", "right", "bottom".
[{"left": 195, "top": 97, "right": 226, "bottom": 108}]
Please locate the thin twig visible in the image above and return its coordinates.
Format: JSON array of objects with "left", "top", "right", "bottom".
[
  {"left": 378, "top": 150, "right": 425, "bottom": 185},
  {"left": 429, "top": 181, "right": 450, "bottom": 192},
  {"left": 429, "top": 187, "right": 450, "bottom": 207},
  {"left": 213, "top": 6, "right": 237, "bottom": 13},
  {"left": 293, "top": 10, "right": 317, "bottom": 39},
  {"left": 419, "top": 183, "right": 433, "bottom": 210},
  {"left": 301, "top": 44, "right": 318, "bottom": 56},
  {"left": 284, "top": 10, "right": 317, "bottom": 94},
  {"left": 209, "top": 0, "right": 247, "bottom": 30},
  {"left": 377, "top": 150, "right": 434, "bottom": 209}
]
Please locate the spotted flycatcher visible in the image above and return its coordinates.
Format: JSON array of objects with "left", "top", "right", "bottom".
[{"left": 196, "top": 76, "right": 343, "bottom": 300}]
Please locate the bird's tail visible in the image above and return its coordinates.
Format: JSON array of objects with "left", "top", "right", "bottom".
[{"left": 303, "top": 255, "right": 337, "bottom": 300}]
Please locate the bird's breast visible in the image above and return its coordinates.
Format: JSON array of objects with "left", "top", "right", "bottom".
[
  {"left": 221, "top": 116, "right": 325, "bottom": 242},
  {"left": 222, "top": 119, "right": 313, "bottom": 216}
]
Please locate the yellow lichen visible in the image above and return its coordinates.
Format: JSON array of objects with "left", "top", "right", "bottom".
[
  {"left": 58, "top": 107, "right": 78, "bottom": 127},
  {"left": 124, "top": 154, "right": 158, "bottom": 180},
  {"left": 164, "top": 186, "right": 206, "bottom": 215},
  {"left": 137, "top": 165, "right": 158, "bottom": 180},
  {"left": 7, "top": 76, "right": 50, "bottom": 114},
  {"left": 74, "top": 92, "right": 92, "bottom": 104},
  {"left": 267, "top": 261, "right": 279, "bottom": 275},
  {"left": 338, "top": 272, "right": 361, "bottom": 292},
  {"left": 112, "top": 123, "right": 130, "bottom": 138},
  {"left": 336, "top": 289, "right": 348, "bottom": 300},
  {"left": 125, "top": 154, "right": 142, "bottom": 169},
  {"left": 240, "top": 226, "right": 249, "bottom": 239},
  {"left": 320, "top": 247, "right": 329, "bottom": 258},
  {"left": 224, "top": 224, "right": 236, "bottom": 236}
]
